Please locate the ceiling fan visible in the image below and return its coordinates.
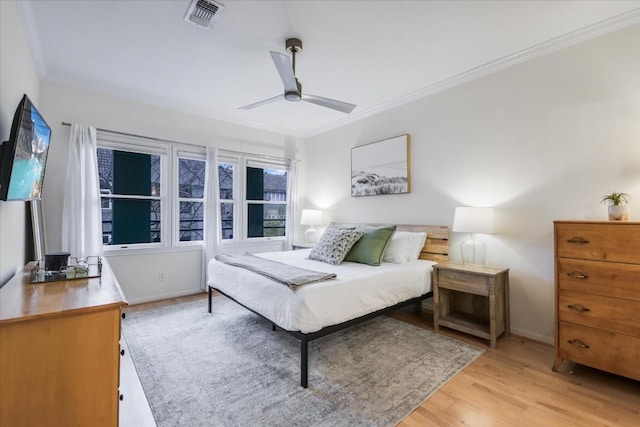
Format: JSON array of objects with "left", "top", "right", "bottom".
[{"left": 239, "top": 38, "right": 356, "bottom": 114}]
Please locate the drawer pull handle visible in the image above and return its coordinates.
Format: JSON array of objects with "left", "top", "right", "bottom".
[
  {"left": 567, "top": 339, "right": 590, "bottom": 349},
  {"left": 566, "top": 237, "right": 589, "bottom": 245},
  {"left": 450, "top": 275, "right": 470, "bottom": 282},
  {"left": 567, "top": 304, "right": 590, "bottom": 313},
  {"left": 567, "top": 271, "right": 588, "bottom": 280}
]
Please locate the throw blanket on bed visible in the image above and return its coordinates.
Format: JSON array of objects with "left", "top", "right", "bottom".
[{"left": 214, "top": 253, "right": 336, "bottom": 290}]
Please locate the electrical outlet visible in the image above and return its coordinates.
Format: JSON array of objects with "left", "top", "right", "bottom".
[{"left": 158, "top": 273, "right": 165, "bottom": 282}]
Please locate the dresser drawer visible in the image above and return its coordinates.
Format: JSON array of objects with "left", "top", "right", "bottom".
[
  {"left": 555, "top": 222, "right": 640, "bottom": 264},
  {"left": 558, "top": 290, "right": 640, "bottom": 336},
  {"left": 558, "top": 322, "right": 640, "bottom": 381},
  {"left": 557, "top": 258, "right": 640, "bottom": 301},
  {"left": 436, "top": 269, "right": 489, "bottom": 295}
]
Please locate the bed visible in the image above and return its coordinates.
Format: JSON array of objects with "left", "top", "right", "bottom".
[{"left": 207, "top": 224, "right": 449, "bottom": 387}]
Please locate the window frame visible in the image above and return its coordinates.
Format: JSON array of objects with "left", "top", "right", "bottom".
[
  {"left": 97, "top": 133, "right": 205, "bottom": 253},
  {"left": 218, "top": 155, "right": 239, "bottom": 242},
  {"left": 219, "top": 151, "right": 289, "bottom": 245},
  {"left": 173, "top": 148, "right": 206, "bottom": 247}
]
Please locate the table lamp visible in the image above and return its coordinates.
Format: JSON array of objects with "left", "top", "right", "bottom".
[
  {"left": 452, "top": 206, "right": 495, "bottom": 266},
  {"left": 300, "top": 209, "right": 322, "bottom": 243}
]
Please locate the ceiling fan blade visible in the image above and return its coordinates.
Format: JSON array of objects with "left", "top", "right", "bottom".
[
  {"left": 301, "top": 94, "right": 356, "bottom": 114},
  {"left": 270, "top": 51, "right": 298, "bottom": 93},
  {"left": 239, "top": 94, "right": 283, "bottom": 110}
]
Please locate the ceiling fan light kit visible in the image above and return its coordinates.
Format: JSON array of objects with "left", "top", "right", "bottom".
[{"left": 240, "top": 38, "right": 356, "bottom": 114}]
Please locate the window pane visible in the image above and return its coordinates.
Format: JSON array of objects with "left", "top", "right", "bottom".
[
  {"left": 101, "top": 203, "right": 113, "bottom": 245},
  {"left": 246, "top": 167, "right": 287, "bottom": 201},
  {"left": 218, "top": 162, "right": 234, "bottom": 200},
  {"left": 220, "top": 202, "right": 233, "bottom": 240},
  {"left": 179, "top": 158, "right": 205, "bottom": 198},
  {"left": 179, "top": 201, "right": 203, "bottom": 241},
  {"left": 97, "top": 148, "right": 113, "bottom": 192},
  {"left": 247, "top": 203, "right": 286, "bottom": 238},
  {"left": 97, "top": 148, "right": 160, "bottom": 196},
  {"left": 103, "top": 199, "right": 161, "bottom": 245}
]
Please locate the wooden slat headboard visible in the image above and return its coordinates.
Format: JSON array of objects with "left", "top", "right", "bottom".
[
  {"left": 331, "top": 223, "right": 449, "bottom": 262},
  {"left": 396, "top": 224, "right": 449, "bottom": 262}
]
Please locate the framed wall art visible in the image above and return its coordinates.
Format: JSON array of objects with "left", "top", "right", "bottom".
[{"left": 351, "top": 134, "right": 410, "bottom": 197}]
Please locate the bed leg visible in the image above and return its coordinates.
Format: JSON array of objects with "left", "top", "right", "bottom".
[
  {"left": 413, "top": 301, "right": 421, "bottom": 314},
  {"left": 301, "top": 337, "right": 308, "bottom": 388},
  {"left": 208, "top": 286, "right": 212, "bottom": 313},
  {"left": 272, "top": 324, "right": 277, "bottom": 331}
]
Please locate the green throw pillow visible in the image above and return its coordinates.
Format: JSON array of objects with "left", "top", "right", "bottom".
[{"left": 344, "top": 225, "right": 397, "bottom": 266}]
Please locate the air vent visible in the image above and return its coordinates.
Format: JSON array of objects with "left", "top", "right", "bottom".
[{"left": 184, "top": 0, "right": 224, "bottom": 29}]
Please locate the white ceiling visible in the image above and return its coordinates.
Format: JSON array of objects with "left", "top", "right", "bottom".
[{"left": 18, "top": 0, "right": 640, "bottom": 137}]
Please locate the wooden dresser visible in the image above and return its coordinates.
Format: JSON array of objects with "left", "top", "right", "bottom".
[
  {"left": 0, "top": 260, "right": 127, "bottom": 427},
  {"left": 553, "top": 220, "right": 640, "bottom": 381}
]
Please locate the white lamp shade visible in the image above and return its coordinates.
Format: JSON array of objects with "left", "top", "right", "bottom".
[
  {"left": 300, "top": 209, "right": 322, "bottom": 226},
  {"left": 452, "top": 207, "right": 495, "bottom": 234}
]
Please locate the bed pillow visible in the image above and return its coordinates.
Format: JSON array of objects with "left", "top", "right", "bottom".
[
  {"left": 308, "top": 227, "right": 364, "bottom": 265},
  {"left": 344, "top": 225, "right": 397, "bottom": 266},
  {"left": 383, "top": 231, "right": 427, "bottom": 264}
]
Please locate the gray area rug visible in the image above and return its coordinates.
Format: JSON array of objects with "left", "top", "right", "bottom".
[{"left": 123, "top": 297, "right": 484, "bottom": 427}]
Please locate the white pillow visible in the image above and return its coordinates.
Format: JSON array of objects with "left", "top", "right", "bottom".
[{"left": 383, "top": 231, "right": 427, "bottom": 263}]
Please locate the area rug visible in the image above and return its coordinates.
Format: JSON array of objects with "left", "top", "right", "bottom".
[{"left": 122, "top": 297, "right": 484, "bottom": 427}]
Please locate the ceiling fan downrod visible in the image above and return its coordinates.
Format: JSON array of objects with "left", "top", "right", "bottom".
[
  {"left": 285, "top": 38, "right": 303, "bottom": 101},
  {"left": 286, "top": 38, "right": 302, "bottom": 74}
]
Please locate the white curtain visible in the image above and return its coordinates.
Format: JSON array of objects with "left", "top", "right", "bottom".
[
  {"left": 202, "top": 146, "right": 220, "bottom": 289},
  {"left": 285, "top": 158, "right": 298, "bottom": 250},
  {"left": 61, "top": 124, "right": 103, "bottom": 259}
]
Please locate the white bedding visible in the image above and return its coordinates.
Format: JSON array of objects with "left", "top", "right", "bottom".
[{"left": 207, "top": 249, "right": 435, "bottom": 333}]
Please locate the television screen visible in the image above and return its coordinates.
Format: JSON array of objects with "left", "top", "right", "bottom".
[{"left": 0, "top": 94, "right": 52, "bottom": 201}]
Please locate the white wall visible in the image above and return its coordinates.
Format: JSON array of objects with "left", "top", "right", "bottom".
[
  {"left": 0, "top": 0, "right": 40, "bottom": 276},
  {"left": 302, "top": 25, "right": 640, "bottom": 344},
  {"left": 38, "top": 81, "right": 300, "bottom": 303}
]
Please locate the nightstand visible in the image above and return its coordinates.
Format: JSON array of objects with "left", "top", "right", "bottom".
[
  {"left": 292, "top": 243, "right": 314, "bottom": 250},
  {"left": 433, "top": 262, "right": 510, "bottom": 348}
]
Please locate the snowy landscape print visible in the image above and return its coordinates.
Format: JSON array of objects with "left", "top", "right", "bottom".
[{"left": 351, "top": 135, "right": 409, "bottom": 197}]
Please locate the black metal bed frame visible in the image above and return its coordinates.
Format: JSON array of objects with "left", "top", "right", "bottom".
[{"left": 208, "top": 285, "right": 432, "bottom": 388}]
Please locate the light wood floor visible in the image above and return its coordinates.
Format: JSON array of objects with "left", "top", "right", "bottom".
[{"left": 122, "top": 293, "right": 640, "bottom": 427}]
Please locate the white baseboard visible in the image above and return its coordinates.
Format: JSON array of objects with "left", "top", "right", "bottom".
[
  {"left": 510, "top": 327, "right": 554, "bottom": 346},
  {"left": 126, "top": 289, "right": 204, "bottom": 306}
]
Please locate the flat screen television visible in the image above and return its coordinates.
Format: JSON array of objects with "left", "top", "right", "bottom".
[{"left": 0, "top": 94, "right": 52, "bottom": 201}]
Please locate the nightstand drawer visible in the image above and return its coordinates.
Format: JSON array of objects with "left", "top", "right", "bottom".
[{"left": 436, "top": 270, "right": 489, "bottom": 296}]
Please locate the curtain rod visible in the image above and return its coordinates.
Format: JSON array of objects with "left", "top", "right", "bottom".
[{"left": 60, "top": 121, "right": 292, "bottom": 162}]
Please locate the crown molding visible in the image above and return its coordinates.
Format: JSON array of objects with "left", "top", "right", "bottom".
[
  {"left": 16, "top": 0, "right": 48, "bottom": 80},
  {"left": 303, "top": 8, "right": 640, "bottom": 139}
]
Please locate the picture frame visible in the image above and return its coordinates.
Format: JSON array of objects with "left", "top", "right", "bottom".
[{"left": 351, "top": 134, "right": 410, "bottom": 197}]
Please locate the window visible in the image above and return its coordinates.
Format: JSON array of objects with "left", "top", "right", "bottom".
[
  {"left": 218, "top": 159, "right": 237, "bottom": 240},
  {"left": 218, "top": 153, "right": 289, "bottom": 242},
  {"left": 98, "top": 147, "right": 162, "bottom": 247},
  {"left": 98, "top": 134, "right": 205, "bottom": 250},
  {"left": 177, "top": 156, "right": 205, "bottom": 242}
]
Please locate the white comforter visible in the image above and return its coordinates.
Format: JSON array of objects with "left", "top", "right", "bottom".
[{"left": 207, "top": 249, "right": 435, "bottom": 333}]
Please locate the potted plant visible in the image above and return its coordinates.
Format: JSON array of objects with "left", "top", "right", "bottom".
[{"left": 600, "top": 191, "right": 631, "bottom": 220}]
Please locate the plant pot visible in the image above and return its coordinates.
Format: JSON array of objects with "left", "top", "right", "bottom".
[{"left": 608, "top": 204, "right": 629, "bottom": 221}]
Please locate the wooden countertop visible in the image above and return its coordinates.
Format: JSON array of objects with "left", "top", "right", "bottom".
[{"left": 0, "top": 259, "right": 127, "bottom": 324}]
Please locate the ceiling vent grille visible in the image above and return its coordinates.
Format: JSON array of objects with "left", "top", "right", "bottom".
[{"left": 184, "top": 0, "right": 224, "bottom": 29}]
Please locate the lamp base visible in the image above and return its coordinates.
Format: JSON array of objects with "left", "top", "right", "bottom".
[
  {"left": 305, "top": 227, "right": 319, "bottom": 244},
  {"left": 460, "top": 233, "right": 487, "bottom": 266}
]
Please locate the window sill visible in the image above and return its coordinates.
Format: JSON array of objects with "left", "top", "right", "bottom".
[{"left": 103, "top": 244, "right": 203, "bottom": 257}]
